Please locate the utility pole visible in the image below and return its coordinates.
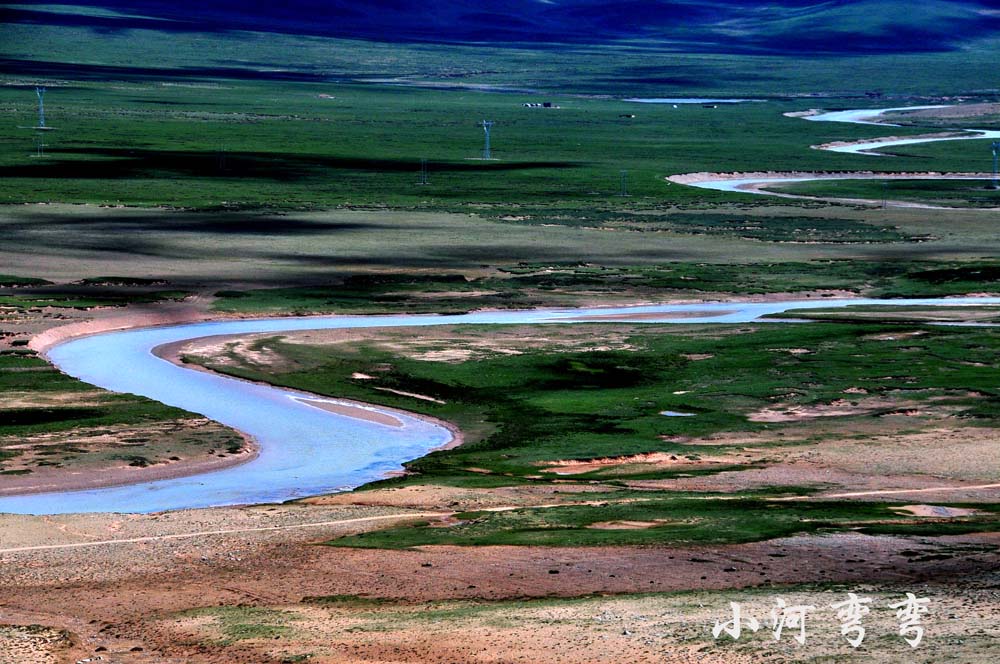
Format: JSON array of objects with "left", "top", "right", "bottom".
[
  {"left": 36, "top": 87, "right": 46, "bottom": 129},
  {"left": 481, "top": 120, "right": 494, "bottom": 160}
]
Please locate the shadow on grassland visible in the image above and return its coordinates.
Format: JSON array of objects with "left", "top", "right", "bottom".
[
  {"left": 0, "top": 57, "right": 337, "bottom": 83},
  {"left": 0, "top": 147, "right": 580, "bottom": 182},
  {"left": 0, "top": 210, "right": 418, "bottom": 236}
]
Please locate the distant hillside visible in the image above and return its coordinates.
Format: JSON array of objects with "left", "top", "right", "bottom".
[{"left": 5, "top": 0, "right": 1000, "bottom": 54}]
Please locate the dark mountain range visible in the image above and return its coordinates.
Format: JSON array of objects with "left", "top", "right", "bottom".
[{"left": 5, "top": 0, "right": 1000, "bottom": 54}]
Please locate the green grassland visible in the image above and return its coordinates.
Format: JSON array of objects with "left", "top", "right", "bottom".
[
  {"left": 0, "top": 273, "right": 189, "bottom": 310},
  {"left": 0, "top": 287, "right": 189, "bottom": 310},
  {"left": 329, "top": 498, "right": 1000, "bottom": 549},
  {"left": 183, "top": 320, "right": 1000, "bottom": 547},
  {"left": 2, "top": 78, "right": 998, "bottom": 212},
  {"left": 0, "top": 83, "right": 809, "bottom": 209},
  {"left": 6, "top": 3, "right": 1000, "bottom": 215}
]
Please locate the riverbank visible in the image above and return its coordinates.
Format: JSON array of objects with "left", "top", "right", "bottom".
[
  {"left": 668, "top": 170, "right": 995, "bottom": 208},
  {"left": 0, "top": 429, "right": 258, "bottom": 497},
  {"left": 28, "top": 297, "right": 217, "bottom": 354}
]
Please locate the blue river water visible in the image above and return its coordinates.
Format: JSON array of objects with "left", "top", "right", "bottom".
[{"left": 2, "top": 297, "right": 999, "bottom": 515}]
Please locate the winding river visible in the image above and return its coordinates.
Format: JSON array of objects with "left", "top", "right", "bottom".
[
  {"left": 687, "top": 104, "right": 1000, "bottom": 196},
  {"left": 4, "top": 297, "right": 1000, "bottom": 515}
]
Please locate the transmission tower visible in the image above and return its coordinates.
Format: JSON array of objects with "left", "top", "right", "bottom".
[
  {"left": 992, "top": 141, "right": 1000, "bottom": 190},
  {"left": 36, "top": 87, "right": 46, "bottom": 129},
  {"left": 35, "top": 86, "right": 46, "bottom": 129},
  {"left": 31, "top": 137, "right": 46, "bottom": 158},
  {"left": 481, "top": 120, "right": 494, "bottom": 160},
  {"left": 418, "top": 158, "right": 429, "bottom": 185},
  {"left": 619, "top": 170, "right": 629, "bottom": 197}
]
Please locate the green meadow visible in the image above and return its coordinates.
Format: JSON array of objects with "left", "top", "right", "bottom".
[{"left": 3, "top": 79, "right": 998, "bottom": 212}]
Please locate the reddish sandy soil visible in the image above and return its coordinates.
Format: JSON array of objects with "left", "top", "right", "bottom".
[{"left": 1, "top": 502, "right": 998, "bottom": 662}]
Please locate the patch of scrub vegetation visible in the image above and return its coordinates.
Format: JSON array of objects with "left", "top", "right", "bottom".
[
  {"left": 498, "top": 261, "right": 1000, "bottom": 299},
  {"left": 179, "top": 606, "right": 298, "bottom": 645},
  {"left": 494, "top": 210, "right": 925, "bottom": 244},
  {"left": 327, "top": 498, "right": 1000, "bottom": 549},
  {"left": 211, "top": 261, "right": 1000, "bottom": 315},
  {"left": 301, "top": 594, "right": 391, "bottom": 607},
  {"left": 0, "top": 273, "right": 190, "bottom": 310},
  {"left": 0, "top": 286, "right": 190, "bottom": 310},
  {"left": 766, "top": 179, "right": 1000, "bottom": 208},
  {"left": 75, "top": 276, "right": 170, "bottom": 287},
  {"left": 0, "top": 275, "right": 53, "bottom": 287}
]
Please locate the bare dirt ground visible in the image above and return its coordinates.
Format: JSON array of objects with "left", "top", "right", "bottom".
[
  {"left": 628, "top": 418, "right": 1000, "bottom": 503},
  {"left": 1, "top": 501, "right": 998, "bottom": 663},
  {"left": 0, "top": 419, "right": 255, "bottom": 496}
]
